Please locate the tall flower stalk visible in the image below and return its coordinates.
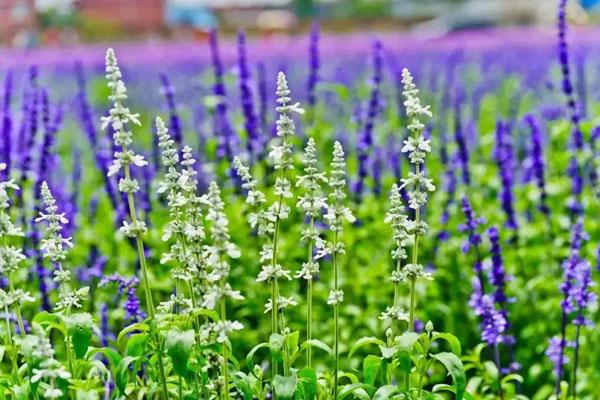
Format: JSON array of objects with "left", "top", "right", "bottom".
[
  {"left": 295, "top": 137, "right": 327, "bottom": 367},
  {"left": 204, "top": 181, "right": 243, "bottom": 400},
  {"left": 101, "top": 49, "right": 169, "bottom": 398},
  {"left": 399, "top": 68, "right": 435, "bottom": 332},
  {"left": 35, "top": 181, "right": 88, "bottom": 377},
  {"left": 234, "top": 71, "right": 302, "bottom": 382},
  {"left": 321, "top": 141, "right": 354, "bottom": 399},
  {"left": 0, "top": 163, "right": 32, "bottom": 338},
  {"left": 381, "top": 184, "right": 410, "bottom": 336}
]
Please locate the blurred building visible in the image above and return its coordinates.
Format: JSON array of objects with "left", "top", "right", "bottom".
[
  {"left": 75, "top": 0, "right": 165, "bottom": 34},
  {"left": 0, "top": 0, "right": 36, "bottom": 46}
]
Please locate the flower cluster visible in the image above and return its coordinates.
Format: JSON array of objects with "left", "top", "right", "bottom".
[
  {"left": 295, "top": 137, "right": 327, "bottom": 281},
  {"left": 35, "top": 181, "right": 88, "bottom": 311},
  {"left": 101, "top": 48, "right": 148, "bottom": 237},
  {"left": 322, "top": 141, "right": 355, "bottom": 306}
]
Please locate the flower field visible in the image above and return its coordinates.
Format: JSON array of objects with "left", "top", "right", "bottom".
[{"left": 0, "top": 5, "right": 599, "bottom": 400}]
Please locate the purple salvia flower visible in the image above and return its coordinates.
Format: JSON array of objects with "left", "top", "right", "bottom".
[
  {"left": 100, "top": 303, "right": 112, "bottom": 347},
  {"left": 1, "top": 71, "right": 13, "bottom": 181},
  {"left": 354, "top": 40, "right": 382, "bottom": 199},
  {"left": 557, "top": 0, "right": 583, "bottom": 151},
  {"left": 257, "top": 62, "right": 269, "bottom": 133},
  {"left": 494, "top": 121, "right": 518, "bottom": 230},
  {"left": 524, "top": 114, "right": 550, "bottom": 215},
  {"left": 19, "top": 66, "right": 39, "bottom": 178},
  {"left": 159, "top": 73, "right": 183, "bottom": 151},
  {"left": 307, "top": 22, "right": 320, "bottom": 108},
  {"left": 553, "top": 219, "right": 586, "bottom": 390},
  {"left": 237, "top": 30, "right": 260, "bottom": 158},
  {"left": 479, "top": 294, "right": 508, "bottom": 346},
  {"left": 459, "top": 196, "right": 485, "bottom": 273},
  {"left": 372, "top": 146, "right": 383, "bottom": 196},
  {"left": 558, "top": 0, "right": 587, "bottom": 213},
  {"left": 487, "top": 226, "right": 510, "bottom": 307},
  {"left": 209, "top": 29, "right": 237, "bottom": 165},
  {"left": 453, "top": 100, "right": 470, "bottom": 185},
  {"left": 75, "top": 63, "right": 119, "bottom": 212}
]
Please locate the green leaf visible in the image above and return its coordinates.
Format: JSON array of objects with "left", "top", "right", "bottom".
[
  {"left": 431, "top": 352, "right": 466, "bottom": 400},
  {"left": 126, "top": 333, "right": 148, "bottom": 357},
  {"left": 373, "top": 385, "right": 399, "bottom": 400},
  {"left": 116, "top": 356, "right": 139, "bottom": 395},
  {"left": 86, "top": 346, "right": 122, "bottom": 367},
  {"left": 338, "top": 383, "right": 369, "bottom": 400},
  {"left": 363, "top": 355, "right": 381, "bottom": 386},
  {"left": 348, "top": 336, "right": 385, "bottom": 358},
  {"left": 300, "top": 339, "right": 333, "bottom": 356},
  {"left": 285, "top": 330, "right": 300, "bottom": 351},
  {"left": 396, "top": 332, "right": 420, "bottom": 374},
  {"left": 65, "top": 312, "right": 93, "bottom": 359},
  {"left": 117, "top": 322, "right": 149, "bottom": 350},
  {"left": 432, "top": 332, "right": 462, "bottom": 356},
  {"left": 164, "top": 329, "right": 195, "bottom": 377},
  {"left": 273, "top": 373, "right": 297, "bottom": 399},
  {"left": 297, "top": 367, "right": 317, "bottom": 400},
  {"left": 245, "top": 342, "right": 270, "bottom": 373}
]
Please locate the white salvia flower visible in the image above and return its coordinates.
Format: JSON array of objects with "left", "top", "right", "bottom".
[
  {"left": 379, "top": 306, "right": 409, "bottom": 322},
  {"left": 400, "top": 68, "right": 435, "bottom": 210},
  {"left": 385, "top": 184, "right": 411, "bottom": 261},
  {"left": 102, "top": 48, "right": 146, "bottom": 196},
  {"left": 208, "top": 320, "right": 244, "bottom": 343},
  {"left": 202, "top": 283, "right": 244, "bottom": 310},
  {"left": 324, "top": 141, "right": 354, "bottom": 243},
  {"left": 264, "top": 296, "right": 297, "bottom": 313},
  {"left": 233, "top": 157, "right": 266, "bottom": 207},
  {"left": 327, "top": 290, "right": 344, "bottom": 305},
  {"left": 36, "top": 182, "right": 88, "bottom": 311},
  {"left": 256, "top": 264, "right": 292, "bottom": 282},
  {"left": 31, "top": 358, "right": 71, "bottom": 382}
]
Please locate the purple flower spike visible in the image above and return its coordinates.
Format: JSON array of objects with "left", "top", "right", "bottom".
[
  {"left": 237, "top": 30, "right": 260, "bottom": 159},
  {"left": 494, "top": 121, "right": 518, "bottom": 230},
  {"left": 1, "top": 71, "right": 13, "bottom": 181},
  {"left": 159, "top": 73, "right": 183, "bottom": 152},
  {"left": 524, "top": 114, "right": 550, "bottom": 215},
  {"left": 354, "top": 40, "right": 382, "bottom": 199},
  {"left": 307, "top": 22, "right": 320, "bottom": 108}
]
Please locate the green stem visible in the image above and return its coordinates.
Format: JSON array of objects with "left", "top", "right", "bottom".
[
  {"left": 4, "top": 306, "right": 19, "bottom": 382},
  {"left": 220, "top": 276, "right": 230, "bottom": 400},
  {"left": 306, "top": 217, "right": 315, "bottom": 368},
  {"left": 333, "top": 230, "right": 339, "bottom": 400},
  {"left": 7, "top": 278, "right": 25, "bottom": 337},
  {"left": 392, "top": 257, "right": 401, "bottom": 338},
  {"left": 123, "top": 164, "right": 170, "bottom": 399}
]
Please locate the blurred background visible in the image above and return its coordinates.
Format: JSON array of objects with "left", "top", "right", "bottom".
[{"left": 1, "top": 0, "right": 600, "bottom": 48}]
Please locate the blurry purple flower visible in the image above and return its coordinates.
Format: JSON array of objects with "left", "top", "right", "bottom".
[
  {"left": 256, "top": 62, "right": 269, "bottom": 133},
  {"left": 1, "top": 71, "right": 13, "bottom": 181},
  {"left": 354, "top": 40, "right": 382, "bottom": 199},
  {"left": 307, "top": 22, "right": 320, "bottom": 108},
  {"left": 237, "top": 30, "right": 260, "bottom": 158},
  {"left": 524, "top": 114, "right": 550, "bottom": 215},
  {"left": 546, "top": 336, "right": 573, "bottom": 379},
  {"left": 159, "top": 73, "right": 183, "bottom": 152},
  {"left": 494, "top": 121, "right": 518, "bottom": 230}
]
